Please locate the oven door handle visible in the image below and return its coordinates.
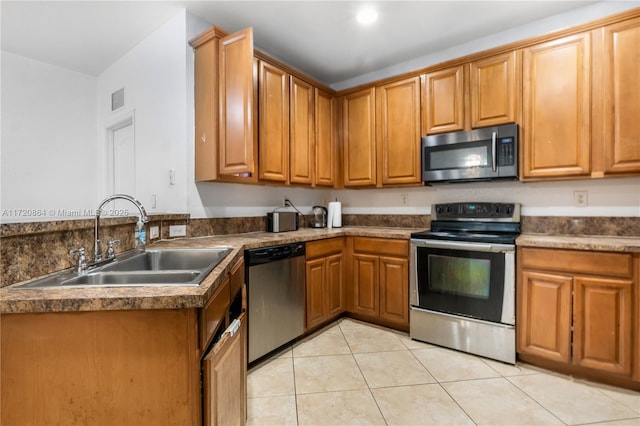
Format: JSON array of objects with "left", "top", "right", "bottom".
[{"left": 411, "top": 239, "right": 514, "bottom": 253}]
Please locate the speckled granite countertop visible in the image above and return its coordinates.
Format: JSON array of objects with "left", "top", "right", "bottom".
[
  {"left": 517, "top": 234, "right": 640, "bottom": 253},
  {"left": 0, "top": 227, "right": 417, "bottom": 314},
  {"left": 4, "top": 228, "right": 638, "bottom": 314}
]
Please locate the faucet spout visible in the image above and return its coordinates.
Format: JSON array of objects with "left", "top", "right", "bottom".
[{"left": 94, "top": 194, "right": 148, "bottom": 262}]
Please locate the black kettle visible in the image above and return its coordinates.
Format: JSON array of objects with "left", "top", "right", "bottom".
[{"left": 310, "top": 206, "right": 327, "bottom": 228}]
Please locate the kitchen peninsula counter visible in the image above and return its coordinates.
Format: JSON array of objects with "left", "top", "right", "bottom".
[{"left": 0, "top": 227, "right": 417, "bottom": 314}]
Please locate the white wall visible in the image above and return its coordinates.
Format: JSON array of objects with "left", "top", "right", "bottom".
[
  {"left": 0, "top": 52, "right": 98, "bottom": 223},
  {"left": 333, "top": 177, "right": 640, "bottom": 217},
  {"left": 96, "top": 10, "right": 190, "bottom": 215}
]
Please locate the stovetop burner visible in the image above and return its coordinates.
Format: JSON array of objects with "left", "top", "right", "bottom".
[{"left": 411, "top": 202, "right": 521, "bottom": 244}]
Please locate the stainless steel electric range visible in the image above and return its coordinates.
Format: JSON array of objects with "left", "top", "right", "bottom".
[{"left": 410, "top": 202, "right": 521, "bottom": 364}]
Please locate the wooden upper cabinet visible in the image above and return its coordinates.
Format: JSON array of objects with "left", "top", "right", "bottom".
[
  {"left": 599, "top": 17, "right": 640, "bottom": 175},
  {"left": 193, "top": 35, "right": 219, "bottom": 182},
  {"left": 469, "top": 51, "right": 519, "bottom": 128},
  {"left": 219, "top": 28, "right": 256, "bottom": 177},
  {"left": 343, "top": 88, "right": 376, "bottom": 187},
  {"left": 315, "top": 89, "right": 336, "bottom": 187},
  {"left": 258, "top": 61, "right": 289, "bottom": 182},
  {"left": 290, "top": 76, "right": 315, "bottom": 185},
  {"left": 421, "top": 65, "right": 464, "bottom": 134},
  {"left": 522, "top": 32, "right": 591, "bottom": 179},
  {"left": 375, "top": 77, "right": 422, "bottom": 186}
]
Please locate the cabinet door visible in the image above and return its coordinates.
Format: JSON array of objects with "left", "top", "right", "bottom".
[
  {"left": 522, "top": 33, "right": 591, "bottom": 179},
  {"left": 379, "top": 256, "right": 409, "bottom": 327},
  {"left": 469, "top": 51, "right": 518, "bottom": 128},
  {"left": 194, "top": 37, "right": 219, "bottom": 181},
  {"left": 325, "top": 253, "right": 345, "bottom": 318},
  {"left": 306, "top": 258, "right": 327, "bottom": 329},
  {"left": 375, "top": 77, "right": 421, "bottom": 186},
  {"left": 343, "top": 88, "right": 376, "bottom": 187},
  {"left": 315, "top": 89, "right": 336, "bottom": 187},
  {"left": 290, "top": 77, "right": 315, "bottom": 185},
  {"left": 422, "top": 65, "right": 464, "bottom": 134},
  {"left": 258, "top": 61, "right": 289, "bottom": 182},
  {"left": 219, "top": 28, "right": 255, "bottom": 176},
  {"left": 573, "top": 277, "right": 633, "bottom": 376},
  {"left": 518, "top": 271, "right": 572, "bottom": 362},
  {"left": 352, "top": 253, "right": 379, "bottom": 317},
  {"left": 203, "top": 313, "right": 247, "bottom": 426},
  {"left": 601, "top": 17, "right": 640, "bottom": 175}
]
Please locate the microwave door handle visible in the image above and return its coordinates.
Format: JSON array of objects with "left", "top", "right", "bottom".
[{"left": 491, "top": 131, "right": 497, "bottom": 172}]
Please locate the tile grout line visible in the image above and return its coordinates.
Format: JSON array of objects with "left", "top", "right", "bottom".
[
  {"left": 338, "top": 318, "right": 390, "bottom": 426},
  {"left": 290, "top": 346, "right": 300, "bottom": 426},
  {"left": 503, "top": 375, "right": 570, "bottom": 426}
]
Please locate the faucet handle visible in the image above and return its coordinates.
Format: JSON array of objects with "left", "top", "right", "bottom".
[
  {"left": 69, "top": 247, "right": 88, "bottom": 274},
  {"left": 106, "top": 240, "right": 120, "bottom": 259}
]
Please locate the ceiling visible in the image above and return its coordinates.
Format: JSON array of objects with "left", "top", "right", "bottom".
[{"left": 1, "top": 1, "right": 600, "bottom": 86}]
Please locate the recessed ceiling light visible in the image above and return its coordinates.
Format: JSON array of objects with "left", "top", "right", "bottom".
[{"left": 357, "top": 8, "right": 378, "bottom": 25}]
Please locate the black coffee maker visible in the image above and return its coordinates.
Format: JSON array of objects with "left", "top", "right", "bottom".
[{"left": 310, "top": 206, "right": 327, "bottom": 228}]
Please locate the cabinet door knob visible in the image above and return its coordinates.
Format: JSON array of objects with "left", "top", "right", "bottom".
[{"left": 200, "top": 133, "right": 207, "bottom": 143}]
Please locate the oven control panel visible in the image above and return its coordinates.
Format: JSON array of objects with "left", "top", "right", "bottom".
[{"left": 431, "top": 202, "right": 520, "bottom": 221}]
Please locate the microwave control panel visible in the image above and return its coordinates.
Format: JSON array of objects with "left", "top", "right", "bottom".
[{"left": 497, "top": 137, "right": 515, "bottom": 166}]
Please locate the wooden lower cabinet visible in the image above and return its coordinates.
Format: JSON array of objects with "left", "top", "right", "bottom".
[
  {"left": 573, "top": 276, "right": 633, "bottom": 375},
  {"left": 379, "top": 256, "right": 410, "bottom": 326},
  {"left": 305, "top": 238, "right": 345, "bottom": 329},
  {"left": 348, "top": 237, "right": 409, "bottom": 330},
  {"left": 203, "top": 312, "right": 247, "bottom": 426},
  {"left": 201, "top": 257, "right": 247, "bottom": 426},
  {"left": 518, "top": 247, "right": 638, "bottom": 388},
  {"left": 1, "top": 257, "right": 248, "bottom": 426},
  {"left": 519, "top": 270, "right": 573, "bottom": 362},
  {"left": 1, "top": 309, "right": 201, "bottom": 426}
]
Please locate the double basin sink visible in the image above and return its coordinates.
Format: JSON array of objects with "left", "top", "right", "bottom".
[{"left": 13, "top": 248, "right": 232, "bottom": 289}]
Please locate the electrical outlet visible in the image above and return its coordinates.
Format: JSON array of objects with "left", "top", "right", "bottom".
[
  {"left": 401, "top": 193, "right": 409, "bottom": 206},
  {"left": 149, "top": 226, "right": 160, "bottom": 240},
  {"left": 283, "top": 197, "right": 290, "bottom": 207},
  {"left": 169, "top": 225, "right": 187, "bottom": 237},
  {"left": 574, "top": 190, "right": 588, "bottom": 207}
]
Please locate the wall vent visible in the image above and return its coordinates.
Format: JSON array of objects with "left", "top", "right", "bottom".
[{"left": 111, "top": 88, "right": 125, "bottom": 111}]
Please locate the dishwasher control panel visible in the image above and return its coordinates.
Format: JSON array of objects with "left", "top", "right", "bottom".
[{"left": 245, "top": 242, "right": 306, "bottom": 266}]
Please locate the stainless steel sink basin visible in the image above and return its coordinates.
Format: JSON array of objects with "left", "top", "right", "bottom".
[
  {"left": 101, "top": 249, "right": 230, "bottom": 272},
  {"left": 11, "top": 247, "right": 232, "bottom": 289},
  {"left": 60, "top": 271, "right": 202, "bottom": 288}
]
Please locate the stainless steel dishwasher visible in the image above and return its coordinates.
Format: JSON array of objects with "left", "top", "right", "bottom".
[{"left": 245, "top": 242, "right": 305, "bottom": 363}]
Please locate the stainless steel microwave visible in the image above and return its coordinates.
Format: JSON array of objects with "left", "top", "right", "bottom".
[{"left": 421, "top": 123, "right": 518, "bottom": 183}]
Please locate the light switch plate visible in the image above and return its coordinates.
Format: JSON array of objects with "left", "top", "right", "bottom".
[
  {"left": 149, "top": 226, "right": 160, "bottom": 240},
  {"left": 169, "top": 225, "right": 186, "bottom": 237}
]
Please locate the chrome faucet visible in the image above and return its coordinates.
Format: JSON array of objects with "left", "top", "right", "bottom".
[{"left": 94, "top": 194, "right": 148, "bottom": 262}]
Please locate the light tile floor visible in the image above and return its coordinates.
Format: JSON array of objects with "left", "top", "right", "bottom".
[{"left": 247, "top": 318, "right": 640, "bottom": 426}]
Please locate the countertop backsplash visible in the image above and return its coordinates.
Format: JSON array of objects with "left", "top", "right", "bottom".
[{"left": 1, "top": 214, "right": 638, "bottom": 288}]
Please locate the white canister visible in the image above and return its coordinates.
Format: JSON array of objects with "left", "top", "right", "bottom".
[{"left": 327, "top": 201, "right": 342, "bottom": 229}]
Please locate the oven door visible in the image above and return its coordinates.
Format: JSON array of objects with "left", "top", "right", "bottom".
[{"left": 410, "top": 239, "right": 515, "bottom": 325}]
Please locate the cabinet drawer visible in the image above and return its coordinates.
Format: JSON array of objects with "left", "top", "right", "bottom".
[
  {"left": 200, "top": 277, "right": 230, "bottom": 351},
  {"left": 229, "top": 257, "right": 244, "bottom": 300},
  {"left": 352, "top": 237, "right": 408, "bottom": 257},
  {"left": 306, "top": 238, "right": 344, "bottom": 259},
  {"left": 520, "top": 247, "right": 633, "bottom": 278}
]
